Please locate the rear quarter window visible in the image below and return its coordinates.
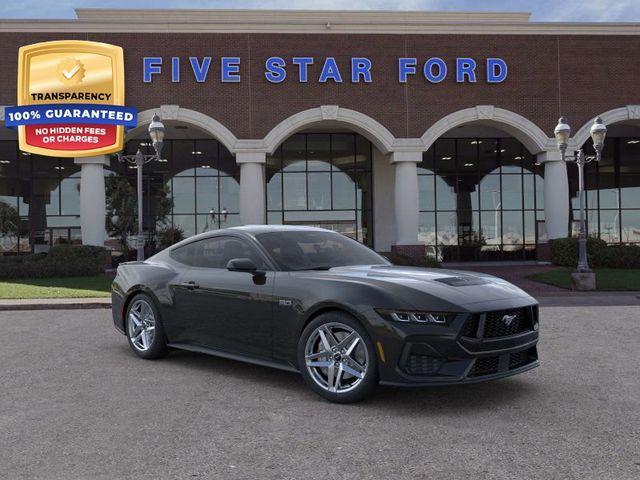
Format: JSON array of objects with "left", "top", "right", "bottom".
[{"left": 170, "top": 243, "right": 198, "bottom": 266}]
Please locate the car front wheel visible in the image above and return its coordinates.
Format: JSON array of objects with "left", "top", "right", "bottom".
[{"left": 298, "top": 312, "right": 378, "bottom": 403}]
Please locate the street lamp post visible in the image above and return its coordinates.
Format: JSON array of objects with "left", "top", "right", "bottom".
[
  {"left": 553, "top": 116, "right": 607, "bottom": 282},
  {"left": 117, "top": 114, "right": 166, "bottom": 261}
]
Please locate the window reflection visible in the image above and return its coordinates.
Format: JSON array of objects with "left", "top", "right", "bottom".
[
  {"left": 419, "top": 137, "right": 542, "bottom": 261},
  {"left": 106, "top": 139, "right": 240, "bottom": 252},
  {"left": 266, "top": 133, "right": 372, "bottom": 245},
  {"left": 621, "top": 210, "right": 640, "bottom": 243},
  {"left": 568, "top": 137, "right": 640, "bottom": 245}
]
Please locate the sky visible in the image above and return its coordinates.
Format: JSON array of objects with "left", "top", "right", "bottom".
[{"left": 0, "top": 0, "right": 639, "bottom": 22}]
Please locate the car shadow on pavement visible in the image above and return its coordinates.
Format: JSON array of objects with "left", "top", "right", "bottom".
[
  {"left": 372, "top": 379, "right": 538, "bottom": 412},
  {"left": 150, "top": 348, "right": 538, "bottom": 412}
]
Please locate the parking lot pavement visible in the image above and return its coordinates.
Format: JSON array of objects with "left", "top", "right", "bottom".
[{"left": 0, "top": 307, "right": 638, "bottom": 480}]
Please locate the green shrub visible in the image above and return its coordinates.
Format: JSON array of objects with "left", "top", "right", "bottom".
[
  {"left": 384, "top": 252, "right": 441, "bottom": 268},
  {"left": 0, "top": 245, "right": 107, "bottom": 279},
  {"left": 593, "top": 244, "right": 640, "bottom": 269},
  {"left": 550, "top": 237, "right": 640, "bottom": 268},
  {"left": 156, "top": 226, "right": 185, "bottom": 251}
]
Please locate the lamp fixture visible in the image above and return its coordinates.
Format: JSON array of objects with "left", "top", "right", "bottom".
[
  {"left": 117, "top": 113, "right": 165, "bottom": 262},
  {"left": 552, "top": 115, "right": 607, "bottom": 279}
]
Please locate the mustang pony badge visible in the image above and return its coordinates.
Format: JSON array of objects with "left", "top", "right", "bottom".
[{"left": 502, "top": 314, "right": 517, "bottom": 327}]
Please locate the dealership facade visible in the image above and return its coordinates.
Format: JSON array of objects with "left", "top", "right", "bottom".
[{"left": 0, "top": 9, "right": 639, "bottom": 260}]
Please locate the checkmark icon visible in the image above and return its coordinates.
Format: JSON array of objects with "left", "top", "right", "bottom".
[{"left": 62, "top": 64, "right": 80, "bottom": 79}]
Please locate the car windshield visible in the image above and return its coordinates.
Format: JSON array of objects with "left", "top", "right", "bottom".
[{"left": 255, "top": 230, "right": 390, "bottom": 271}]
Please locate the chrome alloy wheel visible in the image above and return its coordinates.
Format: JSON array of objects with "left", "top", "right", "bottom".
[
  {"left": 127, "top": 299, "right": 156, "bottom": 352},
  {"left": 304, "top": 322, "right": 369, "bottom": 394}
]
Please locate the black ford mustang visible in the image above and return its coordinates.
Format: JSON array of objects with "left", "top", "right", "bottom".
[{"left": 112, "top": 225, "right": 539, "bottom": 403}]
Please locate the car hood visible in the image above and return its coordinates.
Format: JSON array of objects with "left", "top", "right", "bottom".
[{"left": 322, "top": 265, "right": 533, "bottom": 308}]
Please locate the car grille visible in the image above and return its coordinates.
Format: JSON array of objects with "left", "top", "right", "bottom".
[
  {"left": 469, "top": 348, "right": 538, "bottom": 378},
  {"left": 509, "top": 348, "right": 536, "bottom": 370},
  {"left": 404, "top": 355, "right": 445, "bottom": 376},
  {"left": 462, "top": 306, "right": 536, "bottom": 339},
  {"left": 469, "top": 356, "right": 500, "bottom": 377},
  {"left": 484, "top": 308, "right": 530, "bottom": 338},
  {"left": 461, "top": 315, "right": 480, "bottom": 337}
]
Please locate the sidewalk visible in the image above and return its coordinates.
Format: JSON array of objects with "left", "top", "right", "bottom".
[{"left": 0, "top": 297, "right": 111, "bottom": 311}]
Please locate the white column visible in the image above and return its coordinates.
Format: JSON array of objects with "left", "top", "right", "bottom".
[
  {"left": 74, "top": 155, "right": 109, "bottom": 246},
  {"left": 391, "top": 151, "right": 421, "bottom": 245},
  {"left": 237, "top": 152, "right": 266, "bottom": 225},
  {"left": 538, "top": 151, "right": 569, "bottom": 239}
]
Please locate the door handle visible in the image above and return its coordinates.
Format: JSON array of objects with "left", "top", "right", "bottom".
[{"left": 180, "top": 281, "right": 200, "bottom": 290}]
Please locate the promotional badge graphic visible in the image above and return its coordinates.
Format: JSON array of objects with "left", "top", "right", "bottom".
[{"left": 5, "top": 40, "right": 136, "bottom": 157}]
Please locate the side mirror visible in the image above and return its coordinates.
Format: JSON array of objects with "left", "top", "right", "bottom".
[{"left": 226, "top": 257, "right": 259, "bottom": 273}]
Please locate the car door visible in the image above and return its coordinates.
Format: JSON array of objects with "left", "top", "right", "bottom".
[{"left": 177, "top": 235, "right": 277, "bottom": 360}]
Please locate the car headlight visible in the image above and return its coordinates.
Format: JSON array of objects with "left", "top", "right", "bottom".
[{"left": 376, "top": 309, "right": 454, "bottom": 325}]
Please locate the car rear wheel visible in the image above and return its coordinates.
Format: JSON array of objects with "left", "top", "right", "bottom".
[
  {"left": 125, "top": 294, "right": 169, "bottom": 359},
  {"left": 298, "top": 312, "right": 377, "bottom": 403}
]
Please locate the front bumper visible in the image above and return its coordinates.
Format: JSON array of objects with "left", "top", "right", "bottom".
[{"left": 364, "top": 302, "right": 540, "bottom": 387}]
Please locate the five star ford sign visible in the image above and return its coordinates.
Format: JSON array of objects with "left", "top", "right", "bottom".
[{"left": 4, "top": 40, "right": 137, "bottom": 158}]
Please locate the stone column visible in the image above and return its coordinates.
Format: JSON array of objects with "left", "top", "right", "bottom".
[
  {"left": 538, "top": 151, "right": 569, "bottom": 240},
  {"left": 74, "top": 155, "right": 109, "bottom": 246},
  {"left": 237, "top": 151, "right": 266, "bottom": 225},
  {"left": 391, "top": 151, "right": 423, "bottom": 257}
]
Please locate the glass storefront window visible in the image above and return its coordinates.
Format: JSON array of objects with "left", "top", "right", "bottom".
[
  {"left": 103, "top": 138, "right": 240, "bottom": 254},
  {"left": 196, "top": 177, "right": 219, "bottom": 214},
  {"left": 283, "top": 173, "right": 307, "bottom": 210},
  {"left": 568, "top": 137, "right": 640, "bottom": 245},
  {"left": 307, "top": 172, "right": 331, "bottom": 210},
  {"left": 420, "top": 137, "right": 543, "bottom": 261},
  {"left": 621, "top": 174, "right": 640, "bottom": 209},
  {"left": 418, "top": 174, "right": 435, "bottom": 211},
  {"left": 621, "top": 210, "right": 640, "bottom": 243},
  {"left": 266, "top": 133, "right": 372, "bottom": 245}
]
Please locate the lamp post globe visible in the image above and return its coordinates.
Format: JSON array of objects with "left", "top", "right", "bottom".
[
  {"left": 590, "top": 116, "right": 607, "bottom": 154},
  {"left": 554, "top": 117, "right": 571, "bottom": 155},
  {"left": 148, "top": 113, "right": 166, "bottom": 158}
]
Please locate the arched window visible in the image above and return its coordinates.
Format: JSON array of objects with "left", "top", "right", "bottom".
[
  {"left": 418, "top": 137, "right": 543, "bottom": 261},
  {"left": 266, "top": 133, "right": 373, "bottom": 245}
]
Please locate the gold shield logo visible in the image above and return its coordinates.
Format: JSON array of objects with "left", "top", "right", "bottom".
[{"left": 16, "top": 40, "right": 126, "bottom": 157}]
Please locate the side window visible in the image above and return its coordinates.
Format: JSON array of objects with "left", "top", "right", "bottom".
[
  {"left": 171, "top": 236, "right": 268, "bottom": 269},
  {"left": 216, "top": 237, "right": 268, "bottom": 270},
  {"left": 170, "top": 242, "right": 199, "bottom": 266},
  {"left": 199, "top": 238, "right": 226, "bottom": 268}
]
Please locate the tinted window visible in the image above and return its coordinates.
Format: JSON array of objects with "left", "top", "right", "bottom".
[
  {"left": 255, "top": 230, "right": 389, "bottom": 271},
  {"left": 170, "top": 242, "right": 199, "bottom": 266},
  {"left": 171, "top": 236, "right": 267, "bottom": 269}
]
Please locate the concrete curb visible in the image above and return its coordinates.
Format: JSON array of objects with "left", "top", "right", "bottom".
[{"left": 0, "top": 298, "right": 111, "bottom": 311}]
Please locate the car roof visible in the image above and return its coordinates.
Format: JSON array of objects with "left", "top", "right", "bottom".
[
  {"left": 228, "top": 225, "right": 332, "bottom": 235},
  {"left": 166, "top": 225, "right": 334, "bottom": 251}
]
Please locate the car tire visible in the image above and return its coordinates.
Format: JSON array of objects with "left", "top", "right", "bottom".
[
  {"left": 125, "top": 293, "right": 169, "bottom": 360},
  {"left": 298, "top": 312, "right": 378, "bottom": 403}
]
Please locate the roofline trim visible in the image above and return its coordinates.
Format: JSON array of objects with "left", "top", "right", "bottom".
[{"left": 0, "top": 8, "right": 639, "bottom": 34}]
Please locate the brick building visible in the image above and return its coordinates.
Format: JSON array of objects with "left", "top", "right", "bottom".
[{"left": 0, "top": 9, "right": 639, "bottom": 260}]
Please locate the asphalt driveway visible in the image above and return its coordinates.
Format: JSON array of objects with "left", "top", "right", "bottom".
[{"left": 1, "top": 306, "right": 639, "bottom": 480}]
